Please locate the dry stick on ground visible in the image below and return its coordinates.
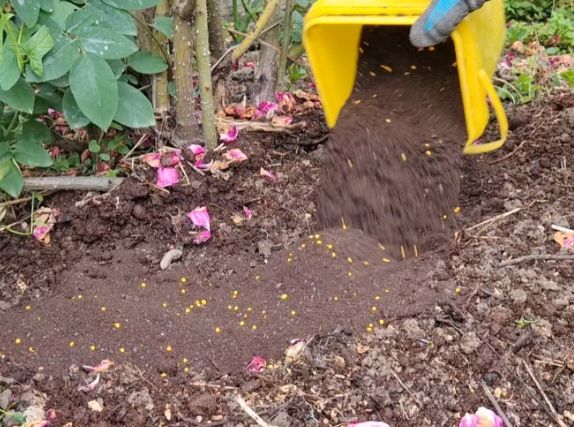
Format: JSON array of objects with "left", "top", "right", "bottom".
[
  {"left": 23, "top": 177, "right": 123, "bottom": 192},
  {"left": 389, "top": 369, "right": 423, "bottom": 408},
  {"left": 235, "top": 394, "right": 276, "bottom": 427},
  {"left": 500, "top": 254, "right": 574, "bottom": 266},
  {"left": 464, "top": 207, "right": 523, "bottom": 232},
  {"left": 522, "top": 360, "right": 568, "bottom": 427},
  {"left": 0, "top": 191, "right": 54, "bottom": 209},
  {"left": 481, "top": 381, "right": 514, "bottom": 427},
  {"left": 195, "top": 0, "right": 218, "bottom": 149},
  {"left": 489, "top": 140, "right": 528, "bottom": 165},
  {"left": 231, "top": 0, "right": 280, "bottom": 63}
]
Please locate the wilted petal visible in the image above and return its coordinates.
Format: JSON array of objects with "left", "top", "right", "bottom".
[
  {"left": 193, "top": 229, "right": 211, "bottom": 244},
  {"left": 142, "top": 152, "right": 162, "bottom": 168},
  {"left": 223, "top": 148, "right": 248, "bottom": 162},
  {"left": 163, "top": 150, "right": 182, "bottom": 167},
  {"left": 271, "top": 115, "right": 293, "bottom": 126},
  {"left": 188, "top": 144, "right": 207, "bottom": 158},
  {"left": 247, "top": 356, "right": 266, "bottom": 373},
  {"left": 220, "top": 126, "right": 239, "bottom": 143},
  {"left": 255, "top": 101, "right": 279, "bottom": 119},
  {"left": 82, "top": 359, "right": 114, "bottom": 373},
  {"left": 475, "top": 407, "right": 504, "bottom": 427},
  {"left": 87, "top": 374, "right": 100, "bottom": 390},
  {"left": 243, "top": 206, "right": 253, "bottom": 220},
  {"left": 156, "top": 167, "right": 179, "bottom": 188},
  {"left": 459, "top": 414, "right": 480, "bottom": 427},
  {"left": 33, "top": 225, "right": 52, "bottom": 242},
  {"left": 187, "top": 206, "right": 211, "bottom": 231},
  {"left": 260, "top": 167, "right": 277, "bottom": 183}
]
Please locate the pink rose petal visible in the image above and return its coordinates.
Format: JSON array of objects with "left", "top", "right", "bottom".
[
  {"left": 247, "top": 356, "right": 266, "bottom": 373},
  {"left": 188, "top": 144, "right": 207, "bottom": 158},
  {"left": 271, "top": 115, "right": 293, "bottom": 126},
  {"left": 142, "top": 152, "right": 162, "bottom": 168},
  {"left": 475, "top": 407, "right": 504, "bottom": 427},
  {"left": 156, "top": 167, "right": 179, "bottom": 188},
  {"left": 243, "top": 206, "right": 253, "bottom": 220},
  {"left": 82, "top": 359, "right": 114, "bottom": 373},
  {"left": 223, "top": 148, "right": 248, "bottom": 162},
  {"left": 193, "top": 229, "right": 211, "bottom": 244},
  {"left": 187, "top": 206, "right": 211, "bottom": 231},
  {"left": 219, "top": 126, "right": 239, "bottom": 143},
  {"left": 276, "top": 91, "right": 297, "bottom": 111},
  {"left": 260, "top": 167, "right": 277, "bottom": 183},
  {"left": 255, "top": 101, "right": 279, "bottom": 119},
  {"left": 459, "top": 414, "right": 480, "bottom": 427},
  {"left": 163, "top": 150, "right": 182, "bottom": 167},
  {"left": 33, "top": 225, "right": 52, "bottom": 242},
  {"left": 87, "top": 374, "right": 100, "bottom": 390}
]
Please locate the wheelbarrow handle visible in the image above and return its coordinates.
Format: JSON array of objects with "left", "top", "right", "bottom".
[{"left": 463, "top": 70, "right": 509, "bottom": 155}]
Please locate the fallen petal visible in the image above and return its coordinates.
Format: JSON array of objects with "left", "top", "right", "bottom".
[
  {"left": 82, "top": 359, "right": 114, "bottom": 373},
  {"left": 162, "top": 150, "right": 182, "bottom": 167},
  {"left": 459, "top": 414, "right": 480, "bottom": 427},
  {"left": 247, "top": 356, "right": 267, "bottom": 373},
  {"left": 475, "top": 407, "right": 504, "bottom": 427},
  {"left": 193, "top": 229, "right": 211, "bottom": 245},
  {"left": 87, "top": 374, "right": 100, "bottom": 391},
  {"left": 271, "top": 115, "right": 293, "bottom": 126},
  {"left": 243, "top": 206, "right": 253, "bottom": 220},
  {"left": 276, "top": 91, "right": 297, "bottom": 111},
  {"left": 33, "top": 225, "right": 52, "bottom": 242},
  {"left": 187, "top": 144, "right": 207, "bottom": 158},
  {"left": 142, "top": 152, "right": 162, "bottom": 168},
  {"left": 260, "top": 167, "right": 277, "bottom": 183},
  {"left": 255, "top": 101, "right": 279, "bottom": 119},
  {"left": 554, "top": 231, "right": 574, "bottom": 250},
  {"left": 220, "top": 126, "right": 239, "bottom": 143},
  {"left": 223, "top": 148, "right": 248, "bottom": 162},
  {"left": 187, "top": 206, "right": 211, "bottom": 231},
  {"left": 156, "top": 167, "right": 179, "bottom": 188}
]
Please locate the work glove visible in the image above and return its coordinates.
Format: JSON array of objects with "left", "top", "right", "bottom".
[{"left": 410, "top": 0, "right": 488, "bottom": 47}]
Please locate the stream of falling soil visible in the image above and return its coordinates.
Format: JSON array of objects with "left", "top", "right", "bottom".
[{"left": 318, "top": 26, "right": 467, "bottom": 259}]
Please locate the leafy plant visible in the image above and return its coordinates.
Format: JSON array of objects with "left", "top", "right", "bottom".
[
  {"left": 505, "top": 0, "right": 554, "bottom": 21},
  {"left": 0, "top": 0, "right": 167, "bottom": 197}
]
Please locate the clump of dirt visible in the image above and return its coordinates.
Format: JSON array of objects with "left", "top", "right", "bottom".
[{"left": 319, "top": 27, "right": 466, "bottom": 259}]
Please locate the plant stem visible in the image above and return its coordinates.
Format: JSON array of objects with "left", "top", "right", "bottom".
[
  {"left": 277, "top": 0, "right": 294, "bottom": 91},
  {"left": 195, "top": 0, "right": 218, "bottom": 149},
  {"left": 153, "top": 0, "right": 171, "bottom": 117},
  {"left": 6, "top": 111, "right": 20, "bottom": 133},
  {"left": 207, "top": 0, "right": 225, "bottom": 61},
  {"left": 231, "top": 0, "right": 280, "bottom": 63},
  {"left": 171, "top": 0, "right": 199, "bottom": 146},
  {"left": 255, "top": 3, "right": 281, "bottom": 103}
]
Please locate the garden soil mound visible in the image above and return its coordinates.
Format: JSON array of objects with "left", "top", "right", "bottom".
[
  {"left": 0, "top": 27, "right": 467, "bottom": 375},
  {"left": 319, "top": 26, "right": 466, "bottom": 259}
]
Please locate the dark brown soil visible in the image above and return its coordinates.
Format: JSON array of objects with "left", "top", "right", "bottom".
[{"left": 319, "top": 27, "right": 465, "bottom": 259}]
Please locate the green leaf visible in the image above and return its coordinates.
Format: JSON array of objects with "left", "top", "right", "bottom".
[
  {"left": 89, "top": 0, "right": 138, "bottom": 36},
  {"left": 88, "top": 140, "right": 100, "bottom": 153},
  {"left": 77, "top": 27, "right": 138, "bottom": 59},
  {"left": 25, "top": 33, "right": 79, "bottom": 82},
  {"left": 0, "top": 79, "right": 35, "bottom": 113},
  {"left": 114, "top": 82, "right": 155, "bottom": 128},
  {"left": 22, "top": 120, "right": 52, "bottom": 145},
  {"left": 62, "top": 88, "right": 90, "bottom": 129},
  {"left": 33, "top": 83, "right": 63, "bottom": 114},
  {"left": 69, "top": 54, "right": 118, "bottom": 129},
  {"left": 101, "top": 0, "right": 161, "bottom": 11},
  {"left": 12, "top": 0, "right": 41, "bottom": 27},
  {"left": 107, "top": 59, "right": 127, "bottom": 79},
  {"left": 99, "top": 152, "right": 110, "bottom": 161},
  {"left": 14, "top": 138, "right": 53, "bottom": 169},
  {"left": 40, "top": 0, "right": 57, "bottom": 12},
  {"left": 561, "top": 69, "right": 574, "bottom": 87},
  {"left": 47, "top": 1, "right": 79, "bottom": 29},
  {"left": 22, "top": 26, "right": 55, "bottom": 76},
  {"left": 127, "top": 52, "right": 168, "bottom": 74},
  {"left": 0, "top": 42, "right": 21, "bottom": 91},
  {"left": 0, "top": 157, "right": 24, "bottom": 198},
  {"left": 152, "top": 16, "right": 173, "bottom": 38}
]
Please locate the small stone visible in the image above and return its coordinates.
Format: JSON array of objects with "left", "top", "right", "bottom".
[
  {"left": 0, "top": 389, "right": 12, "bottom": 409},
  {"left": 257, "top": 240, "right": 273, "bottom": 259},
  {"left": 491, "top": 306, "right": 513, "bottom": 325},
  {"left": 539, "top": 279, "right": 560, "bottom": 291},
  {"left": 132, "top": 204, "right": 146, "bottom": 220},
  {"left": 509, "top": 289, "right": 528, "bottom": 305},
  {"left": 402, "top": 319, "right": 424, "bottom": 339},
  {"left": 271, "top": 410, "right": 293, "bottom": 427},
  {"left": 484, "top": 372, "right": 498, "bottom": 385},
  {"left": 334, "top": 356, "right": 346, "bottom": 371},
  {"left": 188, "top": 394, "right": 217, "bottom": 415}
]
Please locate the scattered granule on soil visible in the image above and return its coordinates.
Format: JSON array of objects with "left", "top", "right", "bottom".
[{"left": 318, "top": 26, "right": 466, "bottom": 259}]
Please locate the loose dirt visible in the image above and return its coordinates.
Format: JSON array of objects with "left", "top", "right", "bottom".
[
  {"left": 1, "top": 27, "right": 573, "bottom": 427},
  {"left": 319, "top": 27, "right": 465, "bottom": 259}
]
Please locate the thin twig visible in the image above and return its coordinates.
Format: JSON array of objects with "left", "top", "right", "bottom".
[
  {"left": 481, "top": 381, "right": 514, "bottom": 427},
  {"left": 123, "top": 134, "right": 149, "bottom": 161},
  {"left": 489, "top": 140, "right": 527, "bottom": 164},
  {"left": 227, "top": 28, "right": 280, "bottom": 52},
  {"left": 522, "top": 360, "right": 568, "bottom": 427},
  {"left": 0, "top": 191, "right": 53, "bottom": 209},
  {"left": 389, "top": 369, "right": 422, "bottom": 407},
  {"left": 465, "top": 207, "right": 522, "bottom": 232},
  {"left": 500, "top": 254, "right": 574, "bottom": 267},
  {"left": 235, "top": 394, "right": 276, "bottom": 427},
  {"left": 23, "top": 177, "right": 123, "bottom": 192}
]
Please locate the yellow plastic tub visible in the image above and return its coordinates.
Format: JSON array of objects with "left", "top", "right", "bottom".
[{"left": 303, "top": 0, "right": 509, "bottom": 154}]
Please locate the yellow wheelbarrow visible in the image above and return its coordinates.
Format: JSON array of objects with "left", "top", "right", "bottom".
[{"left": 303, "top": 0, "right": 509, "bottom": 155}]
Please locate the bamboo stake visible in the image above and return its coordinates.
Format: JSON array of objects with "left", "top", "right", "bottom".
[
  {"left": 195, "top": 0, "right": 218, "bottom": 149},
  {"left": 231, "top": 0, "right": 280, "bottom": 63}
]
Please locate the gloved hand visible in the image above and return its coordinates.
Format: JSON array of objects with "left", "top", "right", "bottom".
[{"left": 410, "top": 0, "right": 488, "bottom": 47}]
